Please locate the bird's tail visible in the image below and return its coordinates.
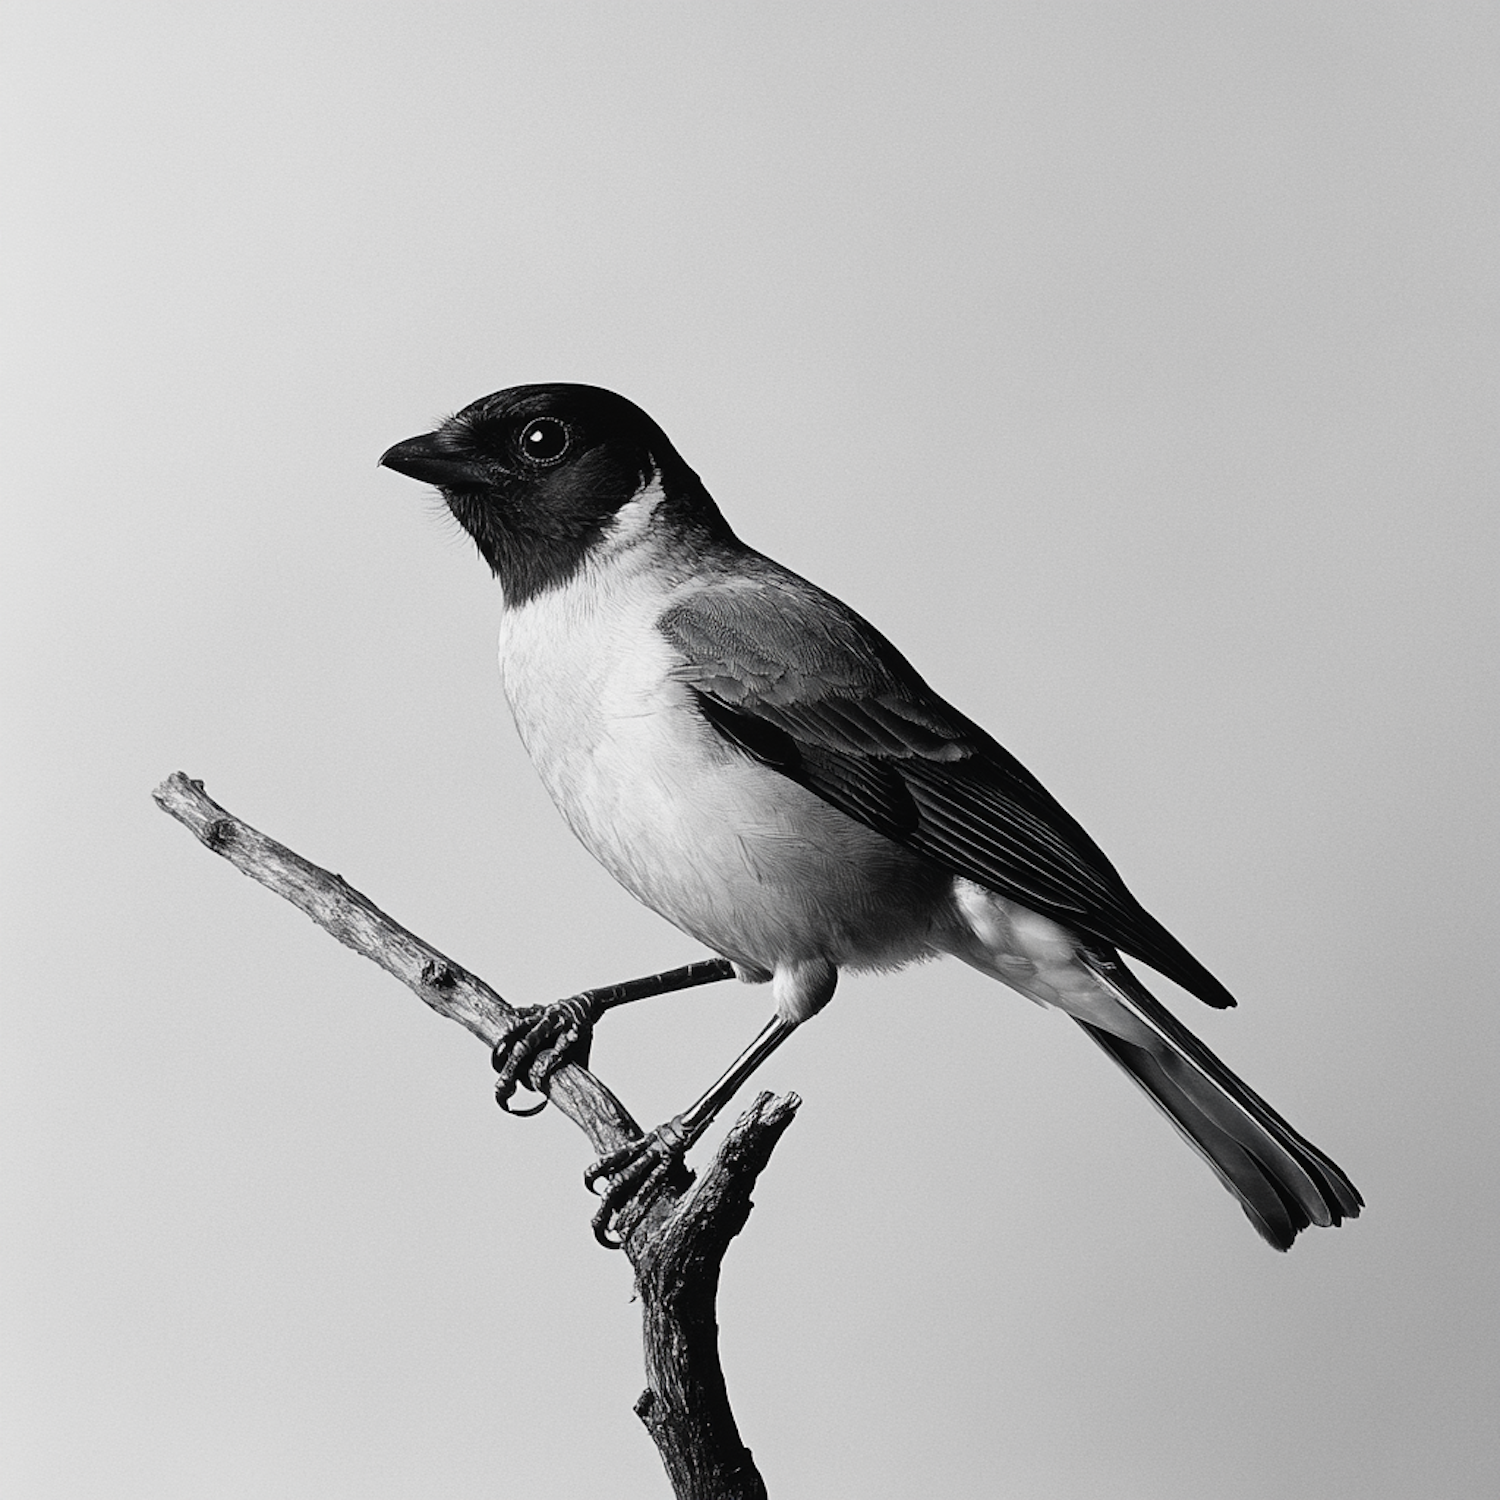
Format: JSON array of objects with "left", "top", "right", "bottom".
[{"left": 1078, "top": 952, "right": 1362, "bottom": 1250}]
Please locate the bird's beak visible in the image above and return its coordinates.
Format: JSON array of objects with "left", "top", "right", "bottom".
[{"left": 378, "top": 433, "right": 490, "bottom": 489}]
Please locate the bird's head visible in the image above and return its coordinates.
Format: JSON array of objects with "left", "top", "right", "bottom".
[{"left": 380, "top": 383, "right": 731, "bottom": 603}]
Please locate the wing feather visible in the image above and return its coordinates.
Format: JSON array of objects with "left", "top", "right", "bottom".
[{"left": 662, "top": 571, "right": 1235, "bottom": 1009}]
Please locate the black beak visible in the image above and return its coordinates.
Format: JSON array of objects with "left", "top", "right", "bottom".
[{"left": 379, "top": 433, "right": 491, "bottom": 489}]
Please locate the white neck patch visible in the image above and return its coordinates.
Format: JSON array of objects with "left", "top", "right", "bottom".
[{"left": 597, "top": 471, "right": 666, "bottom": 558}]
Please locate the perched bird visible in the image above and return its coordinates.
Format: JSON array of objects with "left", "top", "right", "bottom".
[{"left": 380, "top": 383, "right": 1361, "bottom": 1250}]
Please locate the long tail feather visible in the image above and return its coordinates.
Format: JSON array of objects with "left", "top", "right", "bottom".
[{"left": 1078, "top": 952, "right": 1362, "bottom": 1250}]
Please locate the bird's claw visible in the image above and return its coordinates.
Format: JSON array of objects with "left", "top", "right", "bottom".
[
  {"left": 585, "top": 1117, "right": 694, "bottom": 1249},
  {"left": 491, "top": 993, "right": 602, "bottom": 1114}
]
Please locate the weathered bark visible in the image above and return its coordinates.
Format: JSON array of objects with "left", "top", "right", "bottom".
[
  {"left": 634, "top": 1092, "right": 797, "bottom": 1500},
  {"left": 153, "top": 772, "right": 796, "bottom": 1498}
]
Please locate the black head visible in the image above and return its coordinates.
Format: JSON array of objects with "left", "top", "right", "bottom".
[{"left": 380, "top": 384, "right": 733, "bottom": 603}]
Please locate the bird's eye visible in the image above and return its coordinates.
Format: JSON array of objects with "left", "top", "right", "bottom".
[{"left": 516, "top": 418, "right": 571, "bottom": 466}]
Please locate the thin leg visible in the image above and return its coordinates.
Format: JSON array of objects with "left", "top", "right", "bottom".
[
  {"left": 492, "top": 958, "right": 736, "bottom": 1114},
  {"left": 585, "top": 1014, "right": 800, "bottom": 1247},
  {"left": 676, "top": 1015, "right": 799, "bottom": 1139},
  {"left": 586, "top": 958, "right": 741, "bottom": 1015}
]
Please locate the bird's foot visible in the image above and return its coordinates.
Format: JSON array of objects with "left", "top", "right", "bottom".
[
  {"left": 491, "top": 960, "right": 738, "bottom": 1116},
  {"left": 490, "top": 992, "right": 603, "bottom": 1115},
  {"left": 584, "top": 1117, "right": 695, "bottom": 1249}
]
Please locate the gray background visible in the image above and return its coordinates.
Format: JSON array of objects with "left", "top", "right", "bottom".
[{"left": 5, "top": 4, "right": 1498, "bottom": 1497}]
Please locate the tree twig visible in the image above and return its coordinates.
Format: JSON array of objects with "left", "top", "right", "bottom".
[
  {"left": 153, "top": 771, "right": 797, "bottom": 1499},
  {"left": 636, "top": 1091, "right": 799, "bottom": 1500}
]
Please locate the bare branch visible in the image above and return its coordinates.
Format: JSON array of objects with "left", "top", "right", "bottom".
[
  {"left": 153, "top": 771, "right": 799, "bottom": 1498},
  {"left": 634, "top": 1091, "right": 801, "bottom": 1500},
  {"left": 152, "top": 770, "right": 642, "bottom": 1156}
]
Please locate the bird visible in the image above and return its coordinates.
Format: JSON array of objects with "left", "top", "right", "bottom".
[{"left": 379, "top": 382, "right": 1361, "bottom": 1251}]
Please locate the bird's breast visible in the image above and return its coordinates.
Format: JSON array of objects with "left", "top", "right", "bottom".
[{"left": 495, "top": 560, "right": 950, "bottom": 972}]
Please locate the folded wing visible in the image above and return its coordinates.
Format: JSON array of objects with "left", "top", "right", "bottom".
[{"left": 662, "top": 566, "right": 1236, "bottom": 1010}]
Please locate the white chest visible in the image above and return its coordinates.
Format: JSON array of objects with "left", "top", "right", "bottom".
[
  {"left": 493, "top": 553, "right": 951, "bottom": 973},
  {"left": 496, "top": 559, "right": 720, "bottom": 898}
]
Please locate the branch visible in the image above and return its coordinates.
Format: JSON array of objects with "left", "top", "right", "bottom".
[
  {"left": 151, "top": 771, "right": 641, "bottom": 1155},
  {"left": 153, "top": 772, "right": 797, "bottom": 1499},
  {"left": 636, "top": 1091, "right": 800, "bottom": 1500}
]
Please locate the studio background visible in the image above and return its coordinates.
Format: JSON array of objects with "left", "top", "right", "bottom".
[{"left": 5, "top": 5, "right": 1497, "bottom": 1498}]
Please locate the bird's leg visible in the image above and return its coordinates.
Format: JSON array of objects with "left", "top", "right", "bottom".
[
  {"left": 584, "top": 1014, "right": 799, "bottom": 1246},
  {"left": 491, "top": 957, "right": 736, "bottom": 1114}
]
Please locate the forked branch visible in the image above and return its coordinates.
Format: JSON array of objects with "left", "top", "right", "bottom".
[{"left": 153, "top": 772, "right": 796, "bottom": 1500}]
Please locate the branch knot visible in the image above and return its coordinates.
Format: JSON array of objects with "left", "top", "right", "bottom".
[{"left": 202, "top": 818, "right": 236, "bottom": 851}]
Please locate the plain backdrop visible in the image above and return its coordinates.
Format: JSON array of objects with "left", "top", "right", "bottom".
[{"left": 4, "top": 4, "right": 1498, "bottom": 1498}]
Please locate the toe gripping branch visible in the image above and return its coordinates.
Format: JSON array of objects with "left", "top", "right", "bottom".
[
  {"left": 490, "top": 958, "right": 737, "bottom": 1116},
  {"left": 584, "top": 1115, "right": 699, "bottom": 1249},
  {"left": 490, "top": 991, "right": 603, "bottom": 1115},
  {"left": 581, "top": 1011, "right": 801, "bottom": 1250}
]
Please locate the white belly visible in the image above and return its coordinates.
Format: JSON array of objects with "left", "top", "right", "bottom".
[{"left": 496, "top": 558, "right": 950, "bottom": 974}]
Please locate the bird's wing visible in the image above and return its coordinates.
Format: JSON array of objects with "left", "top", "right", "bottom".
[{"left": 661, "top": 570, "right": 1235, "bottom": 1009}]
